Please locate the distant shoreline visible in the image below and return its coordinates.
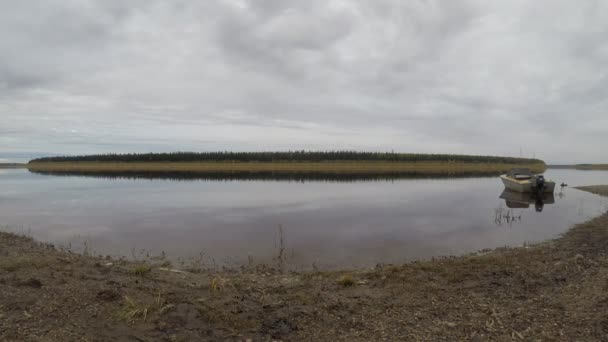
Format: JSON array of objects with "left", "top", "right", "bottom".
[
  {"left": 26, "top": 152, "right": 547, "bottom": 176},
  {"left": 548, "top": 164, "right": 608, "bottom": 170},
  {"left": 26, "top": 161, "right": 547, "bottom": 175},
  {"left": 0, "top": 163, "right": 26, "bottom": 169}
]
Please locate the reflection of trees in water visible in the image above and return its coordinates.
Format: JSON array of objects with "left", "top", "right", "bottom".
[{"left": 29, "top": 170, "right": 500, "bottom": 183}]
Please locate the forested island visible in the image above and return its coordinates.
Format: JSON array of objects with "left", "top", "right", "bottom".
[
  {"left": 27, "top": 151, "right": 546, "bottom": 175},
  {"left": 31, "top": 151, "right": 543, "bottom": 164}
]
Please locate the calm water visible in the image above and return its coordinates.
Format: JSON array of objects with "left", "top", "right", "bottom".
[{"left": 1, "top": 169, "right": 607, "bottom": 269}]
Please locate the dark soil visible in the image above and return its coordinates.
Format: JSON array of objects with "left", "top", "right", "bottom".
[{"left": 1, "top": 186, "right": 608, "bottom": 341}]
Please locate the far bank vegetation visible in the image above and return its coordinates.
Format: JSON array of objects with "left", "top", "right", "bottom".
[
  {"left": 27, "top": 152, "right": 546, "bottom": 175},
  {"left": 30, "top": 151, "right": 544, "bottom": 164}
]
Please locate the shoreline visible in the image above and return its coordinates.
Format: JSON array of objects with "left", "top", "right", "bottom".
[
  {"left": 0, "top": 163, "right": 26, "bottom": 169},
  {"left": 549, "top": 164, "right": 608, "bottom": 170},
  {"left": 27, "top": 161, "right": 547, "bottom": 175},
  {"left": 1, "top": 185, "right": 607, "bottom": 340}
]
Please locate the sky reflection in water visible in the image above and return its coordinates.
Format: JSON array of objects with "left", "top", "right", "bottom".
[{"left": 1, "top": 169, "right": 607, "bottom": 270}]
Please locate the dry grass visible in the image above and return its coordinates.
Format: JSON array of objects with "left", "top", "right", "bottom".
[
  {"left": 117, "top": 291, "right": 171, "bottom": 325},
  {"left": 27, "top": 161, "right": 547, "bottom": 174},
  {"left": 209, "top": 276, "right": 226, "bottom": 292},
  {"left": 118, "top": 296, "right": 150, "bottom": 325}
]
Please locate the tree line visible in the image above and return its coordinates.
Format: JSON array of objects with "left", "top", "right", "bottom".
[
  {"left": 29, "top": 170, "right": 502, "bottom": 182},
  {"left": 29, "top": 151, "right": 544, "bottom": 164}
]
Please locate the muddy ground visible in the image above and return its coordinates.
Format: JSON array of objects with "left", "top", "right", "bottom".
[{"left": 1, "top": 186, "right": 608, "bottom": 341}]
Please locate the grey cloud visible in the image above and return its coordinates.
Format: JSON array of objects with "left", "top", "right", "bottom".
[
  {"left": 0, "top": 0, "right": 607, "bottom": 163},
  {"left": 211, "top": 0, "right": 356, "bottom": 83},
  {"left": 1, "top": 1, "right": 116, "bottom": 91}
]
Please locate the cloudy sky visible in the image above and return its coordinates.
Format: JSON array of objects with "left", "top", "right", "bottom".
[{"left": 1, "top": 0, "right": 607, "bottom": 163}]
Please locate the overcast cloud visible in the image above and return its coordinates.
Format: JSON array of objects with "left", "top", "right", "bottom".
[{"left": 1, "top": 0, "right": 607, "bottom": 163}]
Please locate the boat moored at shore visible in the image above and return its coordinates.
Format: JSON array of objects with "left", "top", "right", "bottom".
[{"left": 500, "top": 168, "right": 555, "bottom": 193}]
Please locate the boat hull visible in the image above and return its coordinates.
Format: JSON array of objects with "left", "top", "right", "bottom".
[{"left": 500, "top": 175, "right": 555, "bottom": 193}]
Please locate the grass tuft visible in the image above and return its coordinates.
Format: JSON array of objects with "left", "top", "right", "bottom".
[
  {"left": 117, "top": 291, "right": 171, "bottom": 325},
  {"left": 337, "top": 274, "right": 355, "bottom": 287},
  {"left": 118, "top": 296, "right": 150, "bottom": 325},
  {"left": 209, "top": 277, "right": 224, "bottom": 292},
  {"left": 132, "top": 264, "right": 152, "bottom": 277}
]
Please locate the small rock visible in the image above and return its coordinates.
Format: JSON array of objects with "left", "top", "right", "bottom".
[
  {"left": 445, "top": 322, "right": 457, "bottom": 328},
  {"left": 554, "top": 276, "right": 567, "bottom": 282},
  {"left": 575, "top": 254, "right": 584, "bottom": 260},
  {"left": 20, "top": 278, "right": 42, "bottom": 288},
  {"left": 96, "top": 289, "right": 120, "bottom": 301}
]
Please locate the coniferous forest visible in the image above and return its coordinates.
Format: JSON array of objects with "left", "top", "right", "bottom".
[{"left": 29, "top": 151, "right": 544, "bottom": 165}]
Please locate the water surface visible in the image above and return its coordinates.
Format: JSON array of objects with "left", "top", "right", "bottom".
[{"left": 1, "top": 169, "right": 607, "bottom": 269}]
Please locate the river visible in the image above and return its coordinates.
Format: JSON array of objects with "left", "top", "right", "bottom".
[{"left": 1, "top": 168, "right": 607, "bottom": 269}]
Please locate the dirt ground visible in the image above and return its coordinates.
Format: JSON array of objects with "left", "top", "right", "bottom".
[{"left": 1, "top": 186, "right": 608, "bottom": 341}]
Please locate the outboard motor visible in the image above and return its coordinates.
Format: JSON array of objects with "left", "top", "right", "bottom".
[
  {"left": 535, "top": 175, "right": 545, "bottom": 193},
  {"left": 535, "top": 198, "right": 544, "bottom": 212}
]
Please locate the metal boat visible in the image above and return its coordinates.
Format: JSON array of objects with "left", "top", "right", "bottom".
[{"left": 500, "top": 168, "right": 555, "bottom": 193}]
